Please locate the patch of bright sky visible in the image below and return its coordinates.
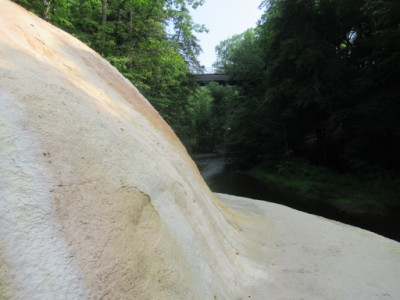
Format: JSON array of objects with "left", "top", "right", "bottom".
[{"left": 190, "top": 0, "right": 264, "bottom": 69}]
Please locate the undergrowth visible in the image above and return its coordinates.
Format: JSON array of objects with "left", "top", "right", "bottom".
[{"left": 250, "top": 158, "right": 400, "bottom": 212}]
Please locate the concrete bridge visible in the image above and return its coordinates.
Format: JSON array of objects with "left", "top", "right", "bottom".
[
  {"left": 192, "top": 67, "right": 229, "bottom": 85},
  {"left": 193, "top": 73, "right": 229, "bottom": 85}
]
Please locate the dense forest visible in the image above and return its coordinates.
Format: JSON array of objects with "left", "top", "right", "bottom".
[
  {"left": 15, "top": 0, "right": 400, "bottom": 210},
  {"left": 214, "top": 0, "right": 400, "bottom": 170},
  {"left": 193, "top": 0, "right": 400, "bottom": 210}
]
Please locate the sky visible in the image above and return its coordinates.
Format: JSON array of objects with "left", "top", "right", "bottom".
[{"left": 190, "top": 0, "right": 264, "bottom": 69}]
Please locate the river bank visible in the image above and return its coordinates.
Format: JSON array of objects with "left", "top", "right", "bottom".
[
  {"left": 250, "top": 160, "right": 400, "bottom": 214},
  {"left": 194, "top": 155, "right": 400, "bottom": 241}
]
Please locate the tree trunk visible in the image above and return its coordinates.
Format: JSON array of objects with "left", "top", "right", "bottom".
[
  {"left": 101, "top": 0, "right": 108, "bottom": 25},
  {"left": 100, "top": 0, "right": 108, "bottom": 55},
  {"left": 129, "top": 9, "right": 133, "bottom": 33},
  {"left": 283, "top": 126, "right": 289, "bottom": 156},
  {"left": 43, "top": 0, "right": 52, "bottom": 21},
  {"left": 316, "top": 114, "right": 327, "bottom": 164}
]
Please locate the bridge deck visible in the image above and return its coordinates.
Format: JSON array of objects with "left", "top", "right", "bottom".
[{"left": 192, "top": 73, "right": 229, "bottom": 83}]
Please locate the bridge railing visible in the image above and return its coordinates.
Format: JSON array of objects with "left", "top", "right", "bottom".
[
  {"left": 191, "top": 73, "right": 229, "bottom": 85},
  {"left": 193, "top": 66, "right": 225, "bottom": 75},
  {"left": 203, "top": 66, "right": 217, "bottom": 74}
]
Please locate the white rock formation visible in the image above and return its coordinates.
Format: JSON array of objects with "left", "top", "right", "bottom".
[{"left": 0, "top": 1, "right": 399, "bottom": 299}]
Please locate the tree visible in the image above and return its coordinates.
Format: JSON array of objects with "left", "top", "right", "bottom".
[
  {"left": 214, "top": 29, "right": 265, "bottom": 96},
  {"left": 253, "top": 0, "right": 362, "bottom": 165},
  {"left": 14, "top": 0, "right": 73, "bottom": 28},
  {"left": 342, "top": 0, "right": 400, "bottom": 170},
  {"left": 166, "top": 0, "right": 207, "bottom": 72},
  {"left": 213, "top": 0, "right": 400, "bottom": 173},
  {"left": 187, "top": 87, "right": 214, "bottom": 151}
]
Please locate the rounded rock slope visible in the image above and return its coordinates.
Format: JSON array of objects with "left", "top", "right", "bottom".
[{"left": 1, "top": 1, "right": 399, "bottom": 299}]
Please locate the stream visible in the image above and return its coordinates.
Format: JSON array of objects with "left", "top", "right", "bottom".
[{"left": 194, "top": 156, "right": 400, "bottom": 242}]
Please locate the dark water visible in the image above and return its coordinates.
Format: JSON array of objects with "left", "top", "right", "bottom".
[{"left": 195, "top": 156, "right": 400, "bottom": 242}]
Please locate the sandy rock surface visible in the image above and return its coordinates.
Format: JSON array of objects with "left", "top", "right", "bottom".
[
  {"left": 219, "top": 193, "right": 400, "bottom": 300},
  {"left": 1, "top": 1, "right": 399, "bottom": 299}
]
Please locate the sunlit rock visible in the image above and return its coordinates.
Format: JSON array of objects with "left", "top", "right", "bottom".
[{"left": 1, "top": 1, "right": 399, "bottom": 299}]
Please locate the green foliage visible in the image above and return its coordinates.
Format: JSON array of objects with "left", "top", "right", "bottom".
[
  {"left": 184, "top": 83, "right": 235, "bottom": 152},
  {"left": 344, "top": 0, "right": 400, "bottom": 169},
  {"left": 14, "top": 0, "right": 73, "bottom": 26},
  {"left": 187, "top": 87, "right": 213, "bottom": 151},
  {"left": 166, "top": 0, "right": 207, "bottom": 72},
  {"left": 214, "top": 29, "right": 265, "bottom": 96},
  {"left": 251, "top": 158, "right": 400, "bottom": 210},
  {"left": 205, "top": 0, "right": 400, "bottom": 208},
  {"left": 214, "top": 0, "right": 400, "bottom": 174}
]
